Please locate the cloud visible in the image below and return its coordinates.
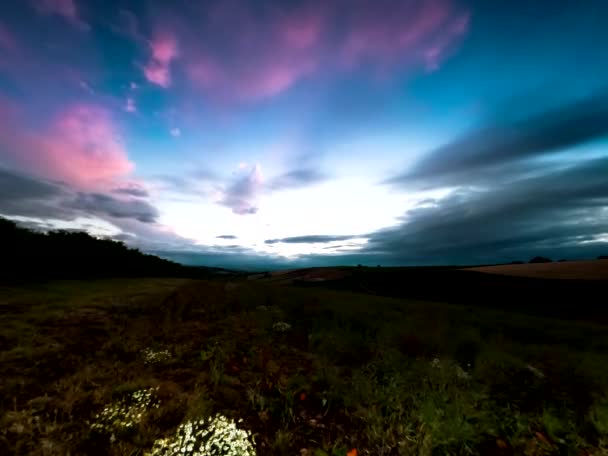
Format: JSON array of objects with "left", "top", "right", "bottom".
[
  {"left": 0, "top": 166, "right": 200, "bottom": 255},
  {"left": 67, "top": 192, "right": 159, "bottom": 223},
  {"left": 267, "top": 168, "right": 327, "bottom": 190},
  {"left": 386, "top": 90, "right": 608, "bottom": 189},
  {"left": 0, "top": 167, "right": 71, "bottom": 220},
  {"left": 0, "top": 23, "right": 17, "bottom": 52},
  {"left": 161, "top": 0, "right": 469, "bottom": 102},
  {"left": 0, "top": 104, "right": 133, "bottom": 190},
  {"left": 216, "top": 235, "right": 237, "bottom": 239},
  {"left": 363, "top": 161, "right": 608, "bottom": 264},
  {"left": 31, "top": 0, "right": 89, "bottom": 30},
  {"left": 144, "top": 32, "right": 179, "bottom": 88},
  {"left": 125, "top": 97, "right": 136, "bottom": 113},
  {"left": 112, "top": 185, "right": 149, "bottom": 198},
  {"left": 265, "top": 234, "right": 360, "bottom": 244},
  {"left": 218, "top": 164, "right": 263, "bottom": 215},
  {"left": 0, "top": 167, "right": 159, "bottom": 225},
  {"left": 365, "top": 90, "right": 608, "bottom": 265}
]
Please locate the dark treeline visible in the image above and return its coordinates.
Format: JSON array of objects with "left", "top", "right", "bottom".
[{"left": 0, "top": 217, "right": 201, "bottom": 280}]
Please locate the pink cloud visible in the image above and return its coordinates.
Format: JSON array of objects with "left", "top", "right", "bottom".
[
  {"left": 0, "top": 23, "right": 17, "bottom": 53},
  {"left": 157, "top": 0, "right": 468, "bottom": 103},
  {"left": 125, "top": 97, "right": 136, "bottom": 113},
  {"left": 143, "top": 33, "right": 179, "bottom": 88},
  {"left": 32, "top": 0, "right": 89, "bottom": 30},
  {"left": 1, "top": 104, "right": 133, "bottom": 190}
]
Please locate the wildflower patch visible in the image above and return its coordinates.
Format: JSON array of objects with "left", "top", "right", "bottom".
[
  {"left": 90, "top": 387, "right": 161, "bottom": 437},
  {"left": 147, "top": 414, "right": 256, "bottom": 456},
  {"left": 143, "top": 347, "right": 172, "bottom": 365}
]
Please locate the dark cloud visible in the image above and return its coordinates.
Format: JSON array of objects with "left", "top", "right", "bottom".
[
  {"left": 112, "top": 186, "right": 149, "bottom": 198},
  {"left": 364, "top": 156, "right": 608, "bottom": 264},
  {"left": 386, "top": 90, "right": 608, "bottom": 189},
  {"left": 111, "top": 232, "right": 137, "bottom": 243},
  {"left": 216, "top": 234, "right": 237, "bottom": 239},
  {"left": 67, "top": 193, "right": 159, "bottom": 223},
  {"left": 267, "top": 168, "right": 328, "bottom": 191},
  {"left": 0, "top": 167, "right": 72, "bottom": 219},
  {"left": 0, "top": 167, "right": 162, "bottom": 230},
  {"left": 265, "top": 235, "right": 359, "bottom": 244},
  {"left": 356, "top": 92, "right": 608, "bottom": 265}
]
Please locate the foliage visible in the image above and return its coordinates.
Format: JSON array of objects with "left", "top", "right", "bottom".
[
  {"left": 2, "top": 276, "right": 608, "bottom": 455},
  {"left": 0, "top": 217, "right": 216, "bottom": 280}
]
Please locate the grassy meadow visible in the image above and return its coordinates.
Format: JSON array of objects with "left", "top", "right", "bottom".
[{"left": 1, "top": 276, "right": 608, "bottom": 455}]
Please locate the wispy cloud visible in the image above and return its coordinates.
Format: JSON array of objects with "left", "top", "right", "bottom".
[
  {"left": 144, "top": 32, "right": 179, "bottom": 88},
  {"left": 217, "top": 164, "right": 264, "bottom": 215},
  {"left": 112, "top": 184, "right": 149, "bottom": 198},
  {"left": 265, "top": 234, "right": 361, "bottom": 244},
  {"left": 157, "top": 0, "right": 469, "bottom": 102},
  {"left": 31, "top": 0, "right": 89, "bottom": 30},
  {"left": 124, "top": 97, "right": 136, "bottom": 113},
  {"left": 0, "top": 23, "right": 17, "bottom": 52},
  {"left": 216, "top": 234, "right": 237, "bottom": 240},
  {"left": 267, "top": 168, "right": 327, "bottom": 190},
  {"left": 370, "top": 92, "right": 608, "bottom": 264},
  {"left": 386, "top": 90, "right": 608, "bottom": 190}
]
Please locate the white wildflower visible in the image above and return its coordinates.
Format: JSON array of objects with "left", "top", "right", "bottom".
[
  {"left": 147, "top": 414, "right": 256, "bottom": 456},
  {"left": 526, "top": 364, "right": 545, "bottom": 379},
  {"left": 143, "top": 347, "right": 172, "bottom": 365},
  {"left": 272, "top": 322, "right": 291, "bottom": 333},
  {"left": 90, "top": 388, "right": 161, "bottom": 436}
]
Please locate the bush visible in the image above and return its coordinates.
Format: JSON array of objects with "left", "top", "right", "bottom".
[{"left": 529, "top": 256, "right": 552, "bottom": 264}]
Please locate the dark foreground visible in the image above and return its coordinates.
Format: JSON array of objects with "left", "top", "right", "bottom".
[{"left": 1, "top": 276, "right": 607, "bottom": 455}]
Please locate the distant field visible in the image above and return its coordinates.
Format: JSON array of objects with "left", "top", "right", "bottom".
[
  {"left": 466, "top": 259, "right": 608, "bottom": 280},
  {"left": 2, "top": 275, "right": 608, "bottom": 455}
]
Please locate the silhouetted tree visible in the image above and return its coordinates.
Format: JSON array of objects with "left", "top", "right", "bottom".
[
  {"left": 0, "top": 217, "right": 189, "bottom": 280},
  {"left": 529, "top": 256, "right": 552, "bottom": 264},
  {"left": 599, "top": 255, "right": 608, "bottom": 260}
]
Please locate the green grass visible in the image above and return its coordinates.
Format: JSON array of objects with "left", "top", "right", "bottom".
[{"left": 1, "top": 278, "right": 607, "bottom": 455}]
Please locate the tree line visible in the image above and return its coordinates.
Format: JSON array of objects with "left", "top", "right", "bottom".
[{"left": 0, "top": 217, "right": 191, "bottom": 280}]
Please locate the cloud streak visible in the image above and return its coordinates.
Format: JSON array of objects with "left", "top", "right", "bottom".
[
  {"left": 157, "top": 0, "right": 469, "bottom": 102},
  {"left": 31, "top": 0, "right": 89, "bottom": 30},
  {"left": 267, "top": 168, "right": 327, "bottom": 191},
  {"left": 369, "top": 93, "right": 608, "bottom": 264},
  {"left": 0, "top": 167, "right": 157, "bottom": 224},
  {"left": 387, "top": 90, "right": 608, "bottom": 189},
  {"left": 265, "top": 234, "right": 360, "bottom": 244}
]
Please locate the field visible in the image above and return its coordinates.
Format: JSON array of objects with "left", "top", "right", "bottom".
[
  {"left": 1, "top": 275, "right": 608, "bottom": 455},
  {"left": 466, "top": 260, "right": 608, "bottom": 280}
]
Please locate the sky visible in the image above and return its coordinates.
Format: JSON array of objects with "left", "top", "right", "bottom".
[{"left": 1, "top": 0, "right": 607, "bottom": 270}]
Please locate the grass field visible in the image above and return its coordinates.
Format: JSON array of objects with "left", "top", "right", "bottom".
[
  {"left": 1, "top": 276, "right": 608, "bottom": 455},
  {"left": 466, "top": 259, "right": 608, "bottom": 280}
]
